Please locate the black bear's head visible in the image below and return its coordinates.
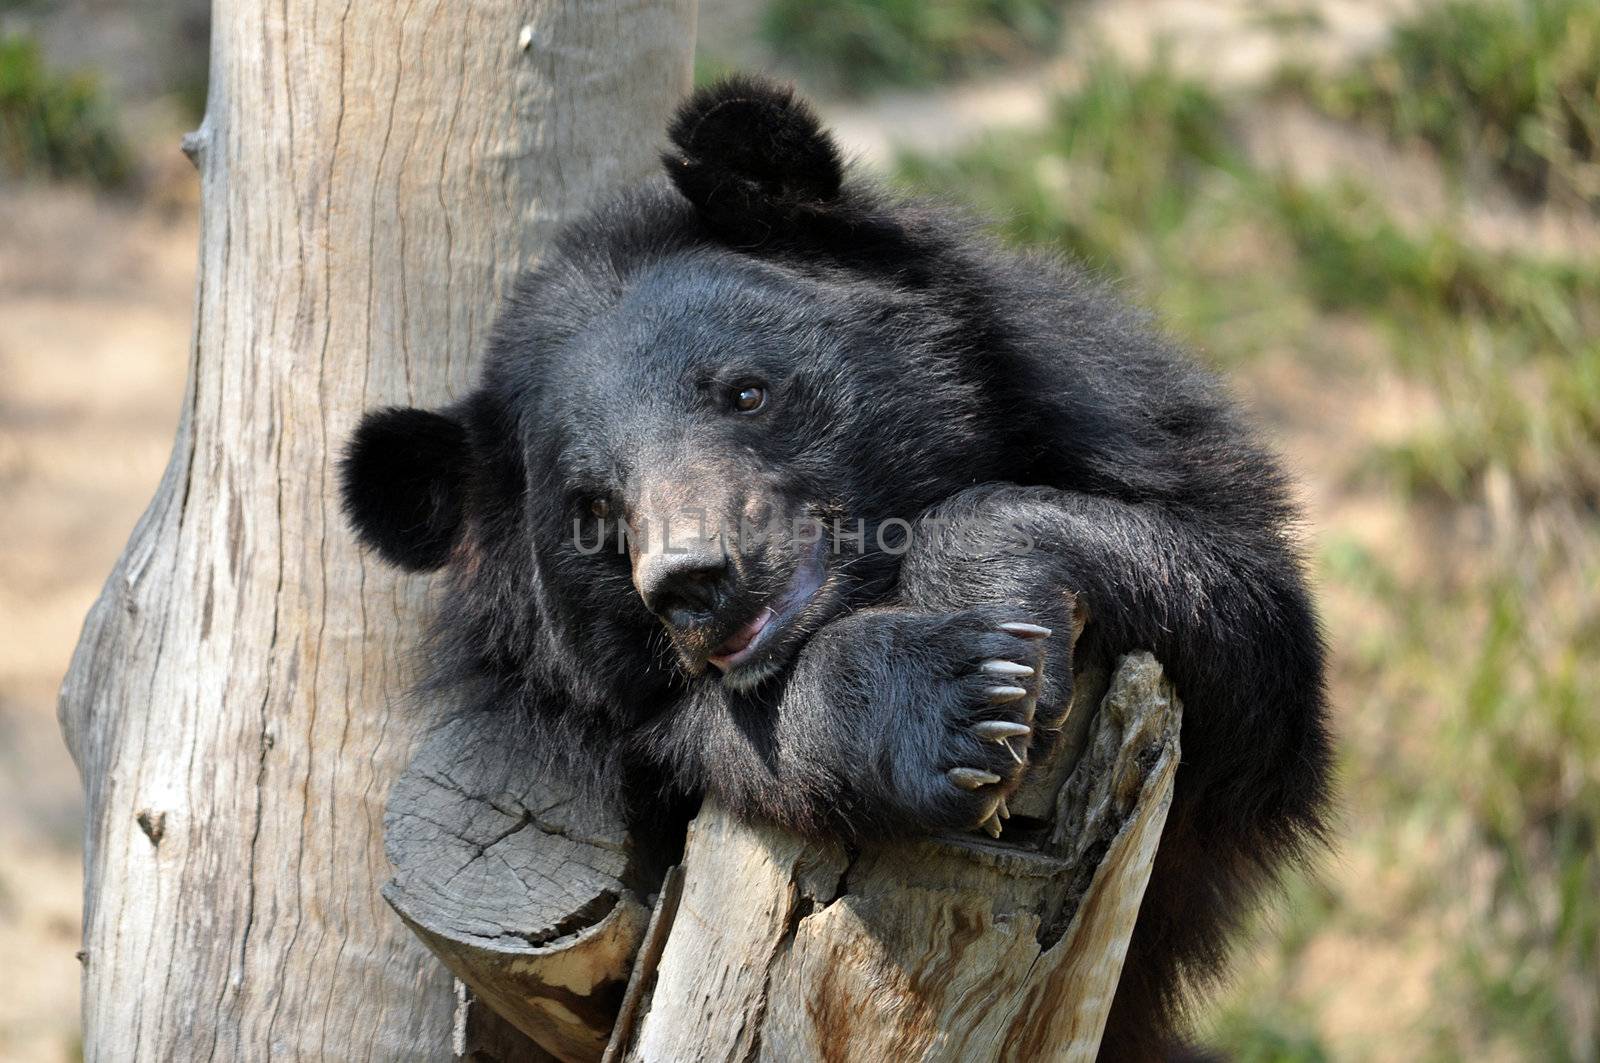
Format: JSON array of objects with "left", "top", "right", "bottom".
[{"left": 342, "top": 76, "right": 1018, "bottom": 696}]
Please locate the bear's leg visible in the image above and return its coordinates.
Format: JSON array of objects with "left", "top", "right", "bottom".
[{"left": 657, "top": 601, "right": 1059, "bottom": 836}]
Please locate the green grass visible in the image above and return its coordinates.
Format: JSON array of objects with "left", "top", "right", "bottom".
[
  {"left": 1212, "top": 1013, "right": 1332, "bottom": 1063},
  {"left": 0, "top": 34, "right": 132, "bottom": 188},
  {"left": 1398, "top": 572, "right": 1599, "bottom": 1060},
  {"left": 1297, "top": 0, "right": 1600, "bottom": 208},
  {"left": 894, "top": 57, "right": 1289, "bottom": 364},
  {"left": 896, "top": 55, "right": 1238, "bottom": 266},
  {"left": 1273, "top": 180, "right": 1540, "bottom": 320},
  {"left": 760, "top": 0, "right": 1067, "bottom": 93},
  {"left": 1268, "top": 178, "right": 1600, "bottom": 507},
  {"left": 895, "top": 44, "right": 1600, "bottom": 1058}
]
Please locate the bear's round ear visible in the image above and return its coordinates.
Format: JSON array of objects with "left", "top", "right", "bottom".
[
  {"left": 662, "top": 74, "right": 844, "bottom": 245},
  {"left": 339, "top": 406, "right": 470, "bottom": 572}
]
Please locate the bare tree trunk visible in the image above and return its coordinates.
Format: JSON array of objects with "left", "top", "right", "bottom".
[{"left": 57, "top": 3, "right": 695, "bottom": 1058}]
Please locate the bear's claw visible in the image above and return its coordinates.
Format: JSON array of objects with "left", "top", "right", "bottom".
[
  {"left": 972, "top": 720, "right": 1031, "bottom": 742},
  {"left": 957, "top": 620, "right": 1055, "bottom": 838},
  {"left": 980, "top": 659, "right": 1035, "bottom": 678},
  {"left": 948, "top": 767, "right": 1003, "bottom": 790}
]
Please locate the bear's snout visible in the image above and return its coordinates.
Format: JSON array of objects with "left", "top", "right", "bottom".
[
  {"left": 633, "top": 532, "right": 734, "bottom": 626},
  {"left": 621, "top": 486, "right": 830, "bottom": 684}
]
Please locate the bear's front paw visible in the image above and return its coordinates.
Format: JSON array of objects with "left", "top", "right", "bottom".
[
  {"left": 853, "top": 608, "right": 1053, "bottom": 839},
  {"left": 941, "top": 618, "right": 1051, "bottom": 838}
]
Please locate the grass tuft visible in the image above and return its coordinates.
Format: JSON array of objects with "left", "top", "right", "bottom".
[
  {"left": 760, "top": 0, "right": 1067, "bottom": 94},
  {"left": 1302, "top": 0, "right": 1600, "bottom": 208},
  {"left": 895, "top": 55, "right": 1238, "bottom": 274},
  {"left": 0, "top": 34, "right": 132, "bottom": 188}
]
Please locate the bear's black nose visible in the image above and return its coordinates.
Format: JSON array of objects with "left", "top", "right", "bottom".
[{"left": 635, "top": 547, "right": 731, "bottom": 626}]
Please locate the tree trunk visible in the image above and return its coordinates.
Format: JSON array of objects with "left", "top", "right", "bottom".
[{"left": 56, "top": 3, "right": 696, "bottom": 1059}]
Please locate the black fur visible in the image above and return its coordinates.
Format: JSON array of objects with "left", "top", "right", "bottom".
[
  {"left": 664, "top": 74, "right": 843, "bottom": 245},
  {"left": 340, "top": 76, "right": 1334, "bottom": 1059},
  {"left": 340, "top": 406, "right": 469, "bottom": 571}
]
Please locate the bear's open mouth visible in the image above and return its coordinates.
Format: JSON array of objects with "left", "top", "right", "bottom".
[{"left": 707, "top": 547, "right": 827, "bottom": 680}]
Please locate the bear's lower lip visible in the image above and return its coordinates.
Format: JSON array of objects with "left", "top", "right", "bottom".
[{"left": 708, "top": 609, "right": 774, "bottom": 671}]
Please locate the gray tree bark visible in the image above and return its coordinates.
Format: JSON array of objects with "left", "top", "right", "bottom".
[{"left": 56, "top": 3, "right": 696, "bottom": 1058}]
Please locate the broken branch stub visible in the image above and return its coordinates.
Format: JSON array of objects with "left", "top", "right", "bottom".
[
  {"left": 387, "top": 652, "right": 1180, "bottom": 1062},
  {"left": 383, "top": 714, "right": 656, "bottom": 1062}
]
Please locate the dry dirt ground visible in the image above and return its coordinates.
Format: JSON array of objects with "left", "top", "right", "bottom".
[
  {"left": 0, "top": 183, "right": 198, "bottom": 1062},
  {"left": 710, "top": 0, "right": 1420, "bottom": 165}
]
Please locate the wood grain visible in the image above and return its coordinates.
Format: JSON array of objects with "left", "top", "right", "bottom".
[{"left": 385, "top": 712, "right": 655, "bottom": 1063}]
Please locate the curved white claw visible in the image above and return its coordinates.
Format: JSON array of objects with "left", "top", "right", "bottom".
[
  {"left": 980, "top": 659, "right": 1035, "bottom": 678},
  {"left": 986, "top": 685, "right": 1030, "bottom": 703},
  {"left": 973, "top": 720, "right": 1031, "bottom": 742},
  {"left": 948, "top": 767, "right": 1002, "bottom": 790},
  {"left": 999, "top": 622, "right": 1052, "bottom": 639}
]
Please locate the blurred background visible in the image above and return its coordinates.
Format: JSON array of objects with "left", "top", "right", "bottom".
[{"left": 1, "top": 0, "right": 1595, "bottom": 1058}]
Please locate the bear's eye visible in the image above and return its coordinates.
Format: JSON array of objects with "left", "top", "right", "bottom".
[
  {"left": 589, "top": 498, "right": 611, "bottom": 519},
  {"left": 732, "top": 384, "right": 767, "bottom": 414}
]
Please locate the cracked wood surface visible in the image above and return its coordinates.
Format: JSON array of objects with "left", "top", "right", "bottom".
[
  {"left": 55, "top": 4, "right": 696, "bottom": 1059},
  {"left": 385, "top": 714, "right": 654, "bottom": 1063}
]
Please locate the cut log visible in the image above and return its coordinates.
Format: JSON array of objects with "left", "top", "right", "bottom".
[
  {"left": 620, "top": 652, "right": 1179, "bottom": 1062},
  {"left": 384, "top": 713, "right": 661, "bottom": 1062},
  {"left": 387, "top": 652, "right": 1180, "bottom": 1061},
  {"left": 454, "top": 982, "right": 561, "bottom": 1063}
]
